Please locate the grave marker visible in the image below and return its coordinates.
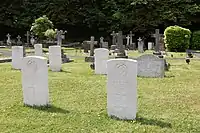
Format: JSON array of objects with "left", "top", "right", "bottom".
[
  {"left": 152, "top": 29, "right": 163, "bottom": 52},
  {"left": 137, "top": 54, "right": 165, "bottom": 78},
  {"left": 107, "top": 59, "right": 137, "bottom": 120},
  {"left": 138, "top": 37, "right": 144, "bottom": 53},
  {"left": 94, "top": 48, "right": 109, "bottom": 74},
  {"left": 49, "top": 46, "right": 62, "bottom": 72},
  {"left": 12, "top": 46, "right": 24, "bottom": 69},
  {"left": 34, "top": 44, "right": 43, "bottom": 56},
  {"left": 21, "top": 56, "right": 49, "bottom": 106}
]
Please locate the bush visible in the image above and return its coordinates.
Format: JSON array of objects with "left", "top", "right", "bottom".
[
  {"left": 191, "top": 31, "right": 200, "bottom": 50},
  {"left": 45, "top": 29, "right": 56, "bottom": 40},
  {"left": 30, "top": 15, "right": 54, "bottom": 39},
  {"left": 164, "top": 25, "right": 191, "bottom": 52}
]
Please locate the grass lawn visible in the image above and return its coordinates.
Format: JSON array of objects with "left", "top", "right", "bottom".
[{"left": 0, "top": 56, "right": 200, "bottom": 133}]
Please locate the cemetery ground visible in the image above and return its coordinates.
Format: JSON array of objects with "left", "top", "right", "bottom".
[{"left": 0, "top": 52, "right": 200, "bottom": 133}]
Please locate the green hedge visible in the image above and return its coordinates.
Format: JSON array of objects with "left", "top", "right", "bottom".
[
  {"left": 164, "top": 26, "right": 191, "bottom": 52},
  {"left": 191, "top": 31, "right": 200, "bottom": 50}
]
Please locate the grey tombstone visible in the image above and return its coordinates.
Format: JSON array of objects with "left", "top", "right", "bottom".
[
  {"left": 25, "top": 31, "right": 30, "bottom": 46},
  {"left": 100, "top": 37, "right": 104, "bottom": 48},
  {"left": 116, "top": 31, "right": 126, "bottom": 57},
  {"left": 107, "top": 59, "right": 137, "bottom": 120},
  {"left": 17, "top": 35, "right": 22, "bottom": 46},
  {"left": 148, "top": 42, "right": 153, "bottom": 50},
  {"left": 129, "top": 31, "right": 135, "bottom": 50},
  {"left": 90, "top": 36, "right": 95, "bottom": 56},
  {"left": 7, "top": 34, "right": 11, "bottom": 46},
  {"left": 111, "top": 31, "right": 117, "bottom": 45},
  {"left": 152, "top": 29, "right": 163, "bottom": 52},
  {"left": 138, "top": 37, "right": 144, "bottom": 53},
  {"left": 137, "top": 54, "right": 165, "bottom": 78},
  {"left": 102, "top": 42, "right": 109, "bottom": 49}
]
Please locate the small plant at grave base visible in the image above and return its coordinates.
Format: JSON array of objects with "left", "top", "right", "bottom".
[
  {"left": 164, "top": 25, "right": 191, "bottom": 52},
  {"left": 191, "top": 30, "right": 200, "bottom": 50},
  {"left": 45, "top": 29, "right": 56, "bottom": 41},
  {"left": 30, "top": 15, "right": 54, "bottom": 40}
]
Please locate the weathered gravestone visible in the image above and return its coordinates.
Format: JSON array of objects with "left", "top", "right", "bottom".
[
  {"left": 16, "top": 35, "right": 22, "bottom": 46},
  {"left": 115, "top": 31, "right": 127, "bottom": 58},
  {"left": 34, "top": 44, "right": 43, "bottom": 56},
  {"left": 12, "top": 46, "right": 24, "bottom": 69},
  {"left": 148, "top": 42, "right": 153, "bottom": 50},
  {"left": 107, "top": 59, "right": 137, "bottom": 120},
  {"left": 129, "top": 31, "right": 135, "bottom": 50},
  {"left": 94, "top": 48, "right": 109, "bottom": 75},
  {"left": 138, "top": 37, "right": 144, "bottom": 53},
  {"left": 137, "top": 54, "right": 165, "bottom": 78},
  {"left": 111, "top": 31, "right": 117, "bottom": 45},
  {"left": 21, "top": 56, "right": 49, "bottom": 106},
  {"left": 49, "top": 46, "right": 62, "bottom": 72},
  {"left": 152, "top": 29, "right": 163, "bottom": 53},
  {"left": 85, "top": 36, "right": 96, "bottom": 62}
]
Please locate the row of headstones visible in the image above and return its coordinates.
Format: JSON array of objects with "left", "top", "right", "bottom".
[
  {"left": 12, "top": 44, "right": 62, "bottom": 72},
  {"left": 19, "top": 54, "right": 164, "bottom": 120},
  {"left": 94, "top": 48, "right": 165, "bottom": 77}
]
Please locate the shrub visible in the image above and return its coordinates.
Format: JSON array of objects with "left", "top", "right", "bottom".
[
  {"left": 30, "top": 15, "right": 54, "bottom": 39},
  {"left": 191, "top": 31, "right": 200, "bottom": 50},
  {"left": 45, "top": 29, "right": 56, "bottom": 40},
  {"left": 164, "top": 25, "right": 191, "bottom": 52}
]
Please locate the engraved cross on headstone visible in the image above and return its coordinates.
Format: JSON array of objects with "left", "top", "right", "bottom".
[
  {"left": 90, "top": 36, "right": 95, "bottom": 56},
  {"left": 152, "top": 29, "right": 163, "bottom": 52},
  {"left": 7, "top": 33, "right": 11, "bottom": 46}
]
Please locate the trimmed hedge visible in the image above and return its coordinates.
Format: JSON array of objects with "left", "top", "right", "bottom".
[
  {"left": 191, "top": 31, "right": 200, "bottom": 50},
  {"left": 164, "top": 26, "right": 191, "bottom": 52}
]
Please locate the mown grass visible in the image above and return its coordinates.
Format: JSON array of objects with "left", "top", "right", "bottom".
[{"left": 0, "top": 56, "right": 200, "bottom": 132}]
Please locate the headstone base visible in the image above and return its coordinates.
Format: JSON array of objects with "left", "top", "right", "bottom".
[
  {"left": 85, "top": 56, "right": 94, "bottom": 62},
  {"left": 115, "top": 56, "right": 128, "bottom": 59}
]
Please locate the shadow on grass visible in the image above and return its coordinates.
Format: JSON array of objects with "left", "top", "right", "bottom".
[
  {"left": 110, "top": 115, "right": 172, "bottom": 128},
  {"left": 25, "top": 104, "right": 70, "bottom": 114},
  {"left": 164, "top": 75, "right": 175, "bottom": 78},
  {"left": 136, "top": 117, "right": 172, "bottom": 128},
  {"left": 60, "top": 69, "right": 71, "bottom": 73}
]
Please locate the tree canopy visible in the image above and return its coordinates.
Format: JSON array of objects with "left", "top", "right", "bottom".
[{"left": 0, "top": 0, "right": 200, "bottom": 41}]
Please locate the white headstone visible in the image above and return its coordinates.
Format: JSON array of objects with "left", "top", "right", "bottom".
[
  {"left": 148, "top": 42, "right": 153, "bottom": 50},
  {"left": 137, "top": 54, "right": 165, "bottom": 78},
  {"left": 107, "top": 59, "right": 137, "bottom": 120},
  {"left": 49, "top": 46, "right": 62, "bottom": 72},
  {"left": 94, "top": 48, "right": 109, "bottom": 74},
  {"left": 12, "top": 46, "right": 24, "bottom": 69},
  {"left": 21, "top": 56, "right": 49, "bottom": 106},
  {"left": 34, "top": 44, "right": 43, "bottom": 56}
]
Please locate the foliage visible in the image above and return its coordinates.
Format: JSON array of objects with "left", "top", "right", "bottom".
[
  {"left": 30, "top": 15, "right": 54, "bottom": 39},
  {"left": 191, "top": 30, "right": 200, "bottom": 50},
  {"left": 44, "top": 29, "right": 56, "bottom": 40},
  {"left": 164, "top": 26, "right": 191, "bottom": 52}
]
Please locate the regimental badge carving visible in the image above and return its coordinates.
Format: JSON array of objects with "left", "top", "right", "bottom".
[
  {"left": 27, "top": 59, "right": 38, "bottom": 72},
  {"left": 115, "top": 63, "right": 128, "bottom": 76}
]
